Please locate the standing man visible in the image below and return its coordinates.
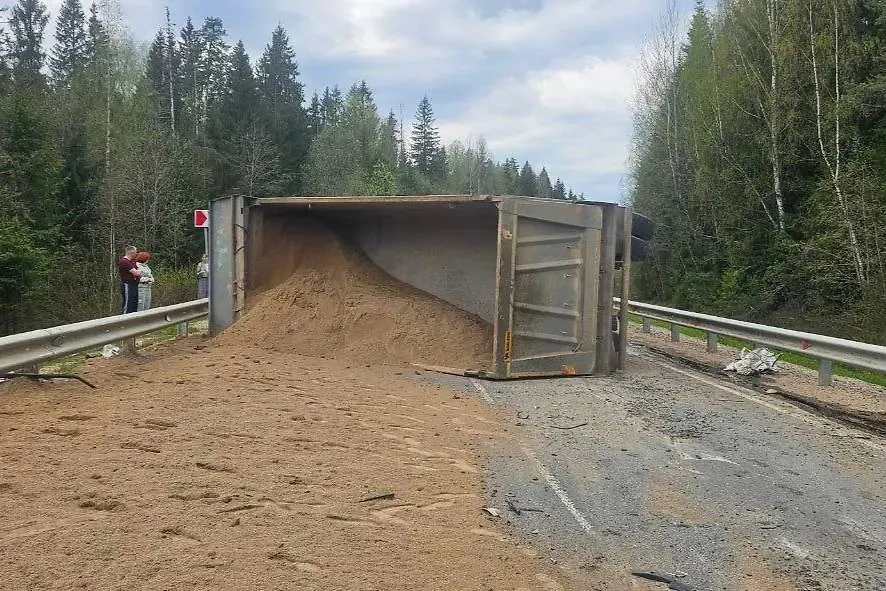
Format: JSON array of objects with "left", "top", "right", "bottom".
[
  {"left": 196, "top": 253, "right": 209, "bottom": 299},
  {"left": 118, "top": 246, "right": 142, "bottom": 314}
]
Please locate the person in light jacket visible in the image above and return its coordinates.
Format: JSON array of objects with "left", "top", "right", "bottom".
[
  {"left": 196, "top": 253, "right": 209, "bottom": 299},
  {"left": 135, "top": 251, "right": 155, "bottom": 311}
]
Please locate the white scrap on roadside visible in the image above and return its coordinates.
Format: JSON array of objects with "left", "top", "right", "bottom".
[
  {"left": 101, "top": 344, "right": 121, "bottom": 358},
  {"left": 724, "top": 347, "right": 779, "bottom": 376}
]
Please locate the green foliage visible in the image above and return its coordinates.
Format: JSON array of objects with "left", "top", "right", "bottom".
[
  {"left": 10, "top": 0, "right": 48, "bottom": 83},
  {"left": 0, "top": 216, "right": 47, "bottom": 333},
  {"left": 366, "top": 160, "right": 396, "bottom": 196},
  {"left": 410, "top": 95, "right": 441, "bottom": 176},
  {"left": 50, "top": 0, "right": 88, "bottom": 86},
  {"left": 631, "top": 0, "right": 886, "bottom": 344},
  {"left": 519, "top": 161, "right": 537, "bottom": 196},
  {"left": 0, "top": 6, "right": 579, "bottom": 337}
]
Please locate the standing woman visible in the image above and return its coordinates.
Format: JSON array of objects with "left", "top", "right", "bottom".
[
  {"left": 196, "top": 253, "right": 209, "bottom": 299},
  {"left": 136, "top": 251, "right": 155, "bottom": 311}
]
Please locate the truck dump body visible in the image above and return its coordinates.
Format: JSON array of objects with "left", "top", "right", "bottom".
[{"left": 212, "top": 195, "right": 631, "bottom": 379}]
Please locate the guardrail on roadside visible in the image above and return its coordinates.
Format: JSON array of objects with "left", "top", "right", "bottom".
[
  {"left": 614, "top": 298, "right": 886, "bottom": 386},
  {"left": 0, "top": 299, "right": 209, "bottom": 373}
]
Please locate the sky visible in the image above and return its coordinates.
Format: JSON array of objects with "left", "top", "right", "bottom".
[{"left": 40, "top": 0, "right": 703, "bottom": 201}]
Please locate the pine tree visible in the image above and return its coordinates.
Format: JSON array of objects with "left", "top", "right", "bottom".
[
  {"left": 256, "top": 25, "right": 308, "bottom": 190},
  {"left": 307, "top": 92, "right": 322, "bottom": 135},
  {"left": 502, "top": 158, "right": 519, "bottom": 193},
  {"left": 410, "top": 95, "right": 441, "bottom": 175},
  {"left": 537, "top": 167, "right": 553, "bottom": 198},
  {"left": 220, "top": 41, "right": 257, "bottom": 134},
  {"left": 85, "top": 2, "right": 106, "bottom": 63},
  {"left": 320, "top": 86, "right": 343, "bottom": 126},
  {"left": 199, "top": 17, "right": 229, "bottom": 132},
  {"left": 179, "top": 17, "right": 203, "bottom": 137},
  {"left": 10, "top": 0, "right": 49, "bottom": 84},
  {"left": 380, "top": 110, "right": 398, "bottom": 166},
  {"left": 519, "top": 161, "right": 537, "bottom": 196},
  {"left": 50, "top": 0, "right": 88, "bottom": 86},
  {"left": 257, "top": 25, "right": 304, "bottom": 122},
  {"left": 553, "top": 178, "right": 566, "bottom": 199},
  {"left": 343, "top": 80, "right": 382, "bottom": 176}
]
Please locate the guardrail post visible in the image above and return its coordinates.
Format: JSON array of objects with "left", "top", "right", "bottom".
[
  {"left": 818, "top": 359, "right": 834, "bottom": 387},
  {"left": 177, "top": 322, "right": 188, "bottom": 338},
  {"left": 707, "top": 332, "right": 718, "bottom": 353},
  {"left": 642, "top": 317, "right": 651, "bottom": 333},
  {"left": 670, "top": 323, "right": 680, "bottom": 342}
]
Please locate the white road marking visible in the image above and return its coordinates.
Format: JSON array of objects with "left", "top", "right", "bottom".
[
  {"left": 643, "top": 356, "right": 886, "bottom": 454},
  {"left": 521, "top": 445, "right": 596, "bottom": 536},
  {"left": 472, "top": 380, "right": 495, "bottom": 404},
  {"left": 472, "top": 379, "right": 595, "bottom": 537},
  {"left": 678, "top": 450, "right": 739, "bottom": 465}
]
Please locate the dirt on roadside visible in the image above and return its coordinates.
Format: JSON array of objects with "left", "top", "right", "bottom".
[{"left": 0, "top": 340, "right": 574, "bottom": 590}]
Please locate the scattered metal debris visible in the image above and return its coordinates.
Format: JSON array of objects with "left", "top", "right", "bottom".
[
  {"left": 631, "top": 571, "right": 695, "bottom": 591},
  {"left": 724, "top": 348, "right": 779, "bottom": 376},
  {"left": 505, "top": 498, "right": 545, "bottom": 516},
  {"left": 359, "top": 492, "right": 395, "bottom": 503},
  {"left": 0, "top": 372, "right": 97, "bottom": 389},
  {"left": 549, "top": 421, "right": 589, "bottom": 430}
]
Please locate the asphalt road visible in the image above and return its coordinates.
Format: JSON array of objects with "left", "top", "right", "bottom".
[{"left": 434, "top": 348, "right": 886, "bottom": 590}]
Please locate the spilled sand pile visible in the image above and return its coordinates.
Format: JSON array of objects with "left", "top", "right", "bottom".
[{"left": 224, "top": 219, "right": 492, "bottom": 369}]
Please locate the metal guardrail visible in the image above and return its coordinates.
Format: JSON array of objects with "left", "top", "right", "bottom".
[
  {"left": 0, "top": 299, "right": 209, "bottom": 373},
  {"left": 615, "top": 298, "right": 886, "bottom": 386}
]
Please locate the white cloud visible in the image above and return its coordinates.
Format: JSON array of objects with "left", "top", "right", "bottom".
[
  {"left": 437, "top": 55, "right": 636, "bottom": 189},
  {"left": 528, "top": 57, "right": 638, "bottom": 115}
]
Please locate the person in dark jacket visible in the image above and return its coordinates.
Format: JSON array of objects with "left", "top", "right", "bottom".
[{"left": 118, "top": 246, "right": 142, "bottom": 314}]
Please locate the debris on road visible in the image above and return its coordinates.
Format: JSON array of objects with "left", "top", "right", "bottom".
[
  {"left": 723, "top": 347, "right": 779, "bottom": 376},
  {"left": 549, "top": 420, "right": 589, "bottom": 430},
  {"left": 102, "top": 344, "right": 121, "bottom": 358},
  {"left": 359, "top": 491, "right": 395, "bottom": 503},
  {"left": 505, "top": 498, "right": 545, "bottom": 516},
  {"left": 631, "top": 571, "right": 695, "bottom": 591},
  {"left": 483, "top": 507, "right": 501, "bottom": 518},
  {"left": 0, "top": 372, "right": 96, "bottom": 389}
]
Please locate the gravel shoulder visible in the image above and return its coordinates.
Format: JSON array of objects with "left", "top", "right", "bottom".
[{"left": 0, "top": 339, "right": 572, "bottom": 591}]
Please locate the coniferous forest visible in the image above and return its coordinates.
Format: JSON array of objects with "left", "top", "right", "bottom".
[
  {"left": 631, "top": 0, "right": 886, "bottom": 344},
  {"left": 0, "top": 0, "right": 576, "bottom": 335}
]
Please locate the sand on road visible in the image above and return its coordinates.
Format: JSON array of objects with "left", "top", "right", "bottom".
[{"left": 0, "top": 340, "right": 572, "bottom": 590}]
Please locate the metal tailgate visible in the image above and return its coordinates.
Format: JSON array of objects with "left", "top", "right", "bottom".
[{"left": 494, "top": 197, "right": 602, "bottom": 378}]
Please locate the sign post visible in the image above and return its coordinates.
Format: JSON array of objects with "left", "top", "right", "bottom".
[{"left": 194, "top": 209, "right": 209, "bottom": 255}]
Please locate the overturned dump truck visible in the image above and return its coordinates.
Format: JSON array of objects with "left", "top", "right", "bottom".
[{"left": 208, "top": 195, "right": 654, "bottom": 380}]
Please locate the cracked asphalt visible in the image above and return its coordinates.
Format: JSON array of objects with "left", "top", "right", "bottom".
[{"left": 436, "top": 349, "right": 886, "bottom": 590}]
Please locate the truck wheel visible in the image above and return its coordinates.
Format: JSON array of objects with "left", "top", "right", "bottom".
[{"left": 631, "top": 213, "right": 656, "bottom": 241}]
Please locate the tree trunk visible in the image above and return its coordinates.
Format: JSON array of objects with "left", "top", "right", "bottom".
[
  {"left": 808, "top": 1, "right": 866, "bottom": 286},
  {"left": 768, "top": 0, "right": 786, "bottom": 231}
]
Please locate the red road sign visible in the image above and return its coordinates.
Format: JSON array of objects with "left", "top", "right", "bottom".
[{"left": 194, "top": 209, "right": 209, "bottom": 228}]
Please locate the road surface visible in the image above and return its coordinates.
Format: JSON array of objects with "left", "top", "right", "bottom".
[{"left": 438, "top": 348, "right": 886, "bottom": 590}]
